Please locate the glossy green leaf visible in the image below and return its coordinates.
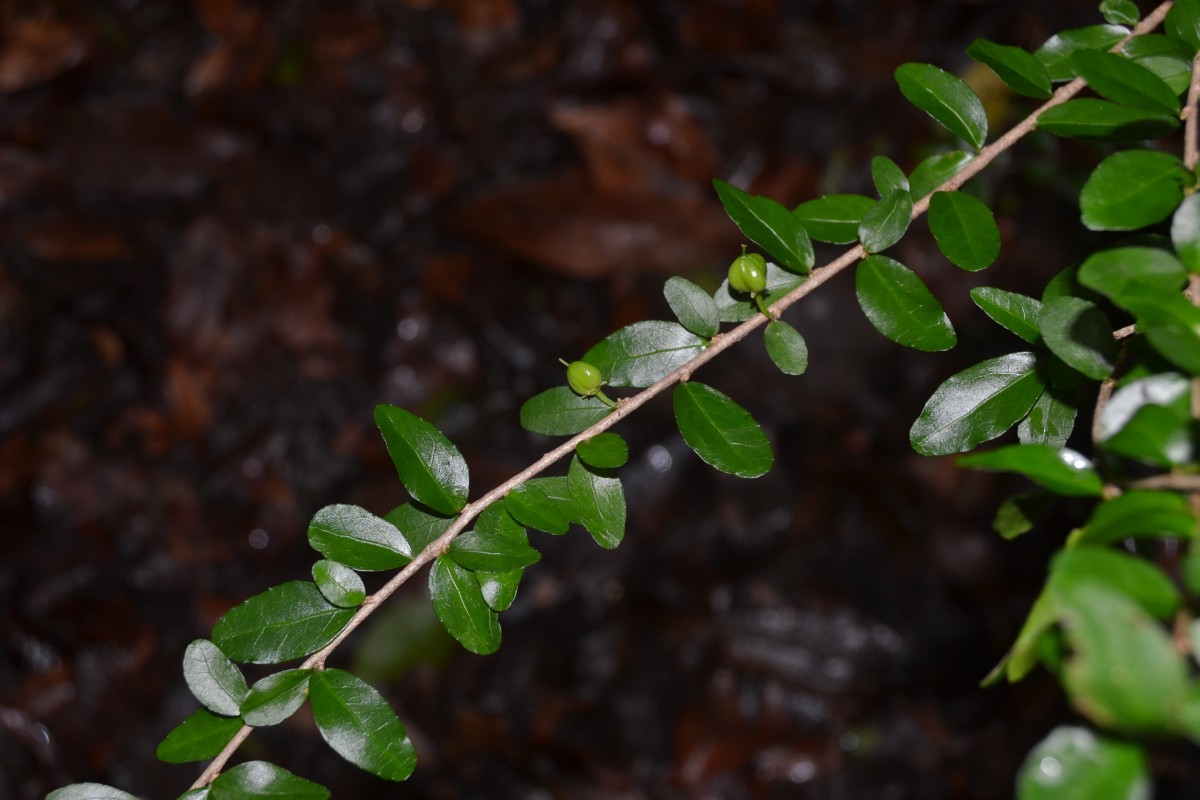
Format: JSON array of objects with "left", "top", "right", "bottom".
[
  {"left": 1078, "top": 246, "right": 1188, "bottom": 299},
  {"left": 477, "top": 569, "right": 522, "bottom": 612},
  {"left": 986, "top": 588, "right": 1058, "bottom": 684},
  {"left": 307, "top": 505, "right": 411, "bottom": 572},
  {"left": 763, "top": 320, "right": 809, "bottom": 375},
  {"left": 449, "top": 528, "right": 540, "bottom": 573},
  {"left": 183, "top": 639, "right": 248, "bottom": 716},
  {"left": 959, "top": 444, "right": 1103, "bottom": 496},
  {"left": 567, "top": 455, "right": 627, "bottom": 549},
  {"left": 1018, "top": 388, "right": 1076, "bottom": 447},
  {"left": 1172, "top": 194, "right": 1200, "bottom": 272},
  {"left": 663, "top": 277, "right": 719, "bottom": 338},
  {"left": 1080, "top": 149, "right": 1188, "bottom": 232},
  {"left": 1104, "top": 404, "right": 1193, "bottom": 466},
  {"left": 927, "top": 191, "right": 1001, "bottom": 271},
  {"left": 1051, "top": 547, "right": 1180, "bottom": 621},
  {"left": 584, "top": 320, "right": 706, "bottom": 388},
  {"left": 1036, "top": 25, "right": 1129, "bottom": 81},
  {"left": 1016, "top": 726, "right": 1149, "bottom": 800},
  {"left": 855, "top": 255, "right": 956, "bottom": 352},
  {"left": 673, "top": 382, "right": 772, "bottom": 478},
  {"left": 157, "top": 709, "right": 243, "bottom": 764},
  {"left": 1071, "top": 50, "right": 1180, "bottom": 114},
  {"left": 309, "top": 669, "right": 416, "bottom": 782},
  {"left": 792, "top": 194, "right": 874, "bottom": 243},
  {"left": 374, "top": 404, "right": 469, "bottom": 515},
  {"left": 1100, "top": 0, "right": 1140, "bottom": 25},
  {"left": 1037, "top": 98, "right": 1180, "bottom": 141},
  {"left": 1039, "top": 297, "right": 1117, "bottom": 381},
  {"left": 429, "top": 554, "right": 500, "bottom": 655},
  {"left": 519, "top": 387, "right": 611, "bottom": 437},
  {"left": 871, "top": 156, "right": 909, "bottom": 197},
  {"left": 383, "top": 503, "right": 452, "bottom": 553},
  {"left": 1097, "top": 373, "right": 1190, "bottom": 440},
  {"left": 894, "top": 63, "right": 987, "bottom": 150},
  {"left": 966, "top": 38, "right": 1052, "bottom": 98},
  {"left": 1113, "top": 289, "right": 1200, "bottom": 374},
  {"left": 505, "top": 478, "right": 571, "bottom": 535},
  {"left": 1077, "top": 491, "right": 1196, "bottom": 545},
  {"left": 910, "top": 352, "right": 1046, "bottom": 456},
  {"left": 715, "top": 263, "right": 805, "bottom": 322},
  {"left": 857, "top": 189, "right": 913, "bottom": 253},
  {"left": 312, "top": 560, "right": 366, "bottom": 608},
  {"left": 712, "top": 179, "right": 815, "bottom": 273},
  {"left": 993, "top": 492, "right": 1053, "bottom": 540},
  {"left": 1166, "top": 0, "right": 1200, "bottom": 49},
  {"left": 1122, "top": 34, "right": 1192, "bottom": 94},
  {"left": 908, "top": 151, "right": 973, "bottom": 200},
  {"left": 970, "top": 287, "right": 1042, "bottom": 344},
  {"left": 576, "top": 432, "right": 629, "bottom": 469},
  {"left": 47, "top": 785, "right": 141, "bottom": 800},
  {"left": 213, "top": 582, "right": 354, "bottom": 665},
  {"left": 209, "top": 761, "right": 329, "bottom": 800},
  {"left": 241, "top": 669, "right": 312, "bottom": 727}
]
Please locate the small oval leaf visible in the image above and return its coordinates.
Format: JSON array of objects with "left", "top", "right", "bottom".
[
  {"left": 663, "top": 277, "right": 719, "bottom": 338},
  {"left": 855, "top": 255, "right": 957, "bottom": 352},
  {"left": 970, "top": 287, "right": 1043, "bottom": 344},
  {"left": 1038, "top": 98, "right": 1180, "bottom": 142},
  {"left": 928, "top": 191, "right": 1001, "bottom": 271},
  {"left": 213, "top": 582, "right": 354, "bottom": 665},
  {"left": 857, "top": 189, "right": 913, "bottom": 253},
  {"left": 308, "top": 504, "right": 411, "bottom": 572},
  {"left": 966, "top": 38, "right": 1052, "bottom": 98},
  {"left": 1039, "top": 297, "right": 1118, "bottom": 380},
  {"left": 894, "top": 62, "right": 988, "bottom": 150},
  {"left": 309, "top": 669, "right": 417, "bottom": 782},
  {"left": 1080, "top": 149, "right": 1188, "bottom": 232},
  {"left": 712, "top": 179, "right": 815, "bottom": 273},
  {"left": 576, "top": 432, "right": 629, "bottom": 469},
  {"left": 157, "top": 709, "right": 244, "bottom": 764},
  {"left": 505, "top": 478, "right": 572, "bottom": 535},
  {"left": 449, "top": 528, "right": 541, "bottom": 573},
  {"left": 183, "top": 640, "right": 248, "bottom": 716},
  {"left": 584, "top": 320, "right": 706, "bottom": 388},
  {"left": 209, "top": 761, "right": 329, "bottom": 800},
  {"left": 763, "top": 320, "right": 809, "bottom": 375},
  {"left": 567, "top": 455, "right": 627, "bottom": 549},
  {"left": 374, "top": 404, "right": 469, "bottom": 515},
  {"left": 312, "top": 560, "right": 366, "bottom": 608},
  {"left": 792, "top": 194, "right": 875, "bottom": 244},
  {"left": 429, "top": 554, "right": 501, "bottom": 655},
  {"left": 673, "top": 382, "right": 772, "bottom": 478},
  {"left": 519, "top": 386, "right": 612, "bottom": 437},
  {"left": 241, "top": 669, "right": 312, "bottom": 727},
  {"left": 958, "top": 444, "right": 1104, "bottom": 497}
]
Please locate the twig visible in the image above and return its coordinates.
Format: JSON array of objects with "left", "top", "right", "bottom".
[
  {"left": 1128, "top": 474, "right": 1200, "bottom": 492},
  {"left": 188, "top": 3, "right": 1176, "bottom": 788}
]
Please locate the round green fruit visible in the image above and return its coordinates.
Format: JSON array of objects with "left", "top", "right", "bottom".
[
  {"left": 728, "top": 252, "right": 767, "bottom": 294},
  {"left": 566, "top": 360, "right": 604, "bottom": 396}
]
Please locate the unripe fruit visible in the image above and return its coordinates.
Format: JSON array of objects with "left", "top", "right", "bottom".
[
  {"left": 728, "top": 251, "right": 767, "bottom": 294},
  {"left": 566, "top": 360, "right": 604, "bottom": 396}
]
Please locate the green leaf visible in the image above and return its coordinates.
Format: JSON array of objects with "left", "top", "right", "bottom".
[
  {"left": 1100, "top": 0, "right": 1140, "bottom": 25},
  {"left": 857, "top": 189, "right": 913, "bottom": 253},
  {"left": 505, "top": 478, "right": 571, "bottom": 535},
  {"left": 209, "top": 761, "right": 329, "bottom": 800},
  {"left": 966, "top": 38, "right": 1052, "bottom": 98},
  {"left": 241, "top": 669, "right": 312, "bottom": 727},
  {"left": 213, "top": 582, "right": 354, "bottom": 664},
  {"left": 993, "top": 491, "right": 1053, "bottom": 540},
  {"left": 1051, "top": 547, "right": 1180, "bottom": 621},
  {"left": 584, "top": 320, "right": 706, "bottom": 388},
  {"left": 959, "top": 444, "right": 1103, "bottom": 497},
  {"left": 47, "top": 785, "right": 141, "bottom": 800},
  {"left": 910, "top": 352, "right": 1046, "bottom": 456},
  {"left": 673, "top": 382, "right": 773, "bottom": 478},
  {"left": 1018, "top": 387, "right": 1077, "bottom": 447},
  {"left": 374, "top": 404, "right": 469, "bottom": 515},
  {"left": 1097, "top": 372, "right": 1191, "bottom": 440},
  {"left": 1036, "top": 25, "right": 1129, "bottom": 82},
  {"left": 763, "top": 320, "right": 809, "bottom": 375},
  {"left": 1078, "top": 246, "right": 1188, "bottom": 299},
  {"left": 1039, "top": 297, "right": 1118, "bottom": 381},
  {"left": 1071, "top": 50, "right": 1181, "bottom": 114},
  {"left": 183, "top": 640, "right": 248, "bottom": 716},
  {"left": 715, "top": 263, "right": 805, "bottom": 323},
  {"left": 1122, "top": 35, "right": 1193, "bottom": 94},
  {"left": 1037, "top": 98, "right": 1180, "bottom": 141},
  {"left": 157, "top": 709, "right": 243, "bottom": 764},
  {"left": 383, "top": 503, "right": 453, "bottom": 553},
  {"left": 449, "top": 528, "right": 541, "bottom": 573},
  {"left": 987, "top": 588, "right": 1059, "bottom": 684},
  {"left": 854, "top": 255, "right": 956, "bottom": 352},
  {"left": 1104, "top": 404, "right": 1194, "bottom": 466},
  {"left": 908, "top": 151, "right": 973, "bottom": 200},
  {"left": 970, "top": 287, "right": 1043, "bottom": 344},
  {"left": 1166, "top": 0, "right": 1200, "bottom": 49},
  {"left": 307, "top": 504, "right": 411, "bottom": 572},
  {"left": 519, "top": 387, "right": 611, "bottom": 437},
  {"left": 567, "top": 455, "right": 627, "bottom": 549},
  {"left": 1076, "top": 491, "right": 1197, "bottom": 545},
  {"left": 792, "top": 194, "right": 875, "bottom": 243},
  {"left": 1113, "top": 289, "right": 1200, "bottom": 375},
  {"left": 1016, "top": 727, "right": 1149, "bottom": 800},
  {"left": 1172, "top": 194, "right": 1200, "bottom": 272},
  {"left": 894, "top": 62, "right": 988, "bottom": 150},
  {"left": 712, "top": 179, "right": 815, "bottom": 272},
  {"left": 309, "top": 669, "right": 416, "bottom": 782},
  {"left": 1080, "top": 149, "right": 1188, "bottom": 232},
  {"left": 927, "top": 191, "right": 1001, "bottom": 271},
  {"left": 663, "top": 277, "right": 719, "bottom": 338},
  {"left": 576, "top": 432, "right": 629, "bottom": 469},
  {"left": 311, "top": 560, "right": 366, "bottom": 608},
  {"left": 178, "top": 789, "right": 211, "bottom": 799},
  {"left": 871, "top": 156, "right": 909, "bottom": 197},
  {"left": 429, "top": 554, "right": 500, "bottom": 655},
  {"left": 477, "top": 569, "right": 523, "bottom": 612}
]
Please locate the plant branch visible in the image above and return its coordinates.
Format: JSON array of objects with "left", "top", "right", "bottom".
[
  {"left": 188, "top": 3, "right": 1176, "bottom": 789},
  {"left": 1186, "top": 47, "right": 1200, "bottom": 171},
  {"left": 1129, "top": 474, "right": 1200, "bottom": 492}
]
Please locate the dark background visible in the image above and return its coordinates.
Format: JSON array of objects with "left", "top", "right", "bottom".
[{"left": 3, "top": 1, "right": 1194, "bottom": 798}]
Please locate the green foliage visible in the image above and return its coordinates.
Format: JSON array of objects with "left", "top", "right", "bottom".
[
  {"left": 1079, "top": 149, "right": 1189, "bottom": 231},
  {"left": 209, "top": 761, "right": 328, "bottom": 800},
  {"left": 763, "top": 320, "right": 809, "bottom": 375},
  {"left": 1070, "top": 50, "right": 1180, "bottom": 114},
  {"left": 505, "top": 478, "right": 572, "bottom": 534},
  {"left": 576, "top": 432, "right": 630, "bottom": 469},
  {"left": 673, "top": 382, "right": 773, "bottom": 478},
  {"left": 966, "top": 38, "right": 1052, "bottom": 98},
  {"left": 871, "top": 155, "right": 910, "bottom": 196},
  {"left": 375, "top": 404, "right": 469, "bottom": 515},
  {"left": 309, "top": 669, "right": 417, "bottom": 781},
  {"left": 429, "top": 554, "right": 501, "bottom": 655},
  {"left": 712, "top": 179, "right": 814, "bottom": 273},
  {"left": 908, "top": 151, "right": 973, "bottom": 199},
  {"left": 584, "top": 320, "right": 706, "bottom": 387},
  {"left": 213, "top": 582, "right": 354, "bottom": 664},
  {"left": 855, "top": 255, "right": 957, "bottom": 351},
  {"left": 970, "top": 287, "right": 1043, "bottom": 344},
  {"left": 48, "top": 785, "right": 142, "bottom": 800},
  {"left": 520, "top": 387, "right": 612, "bottom": 436},
  {"left": 183, "top": 640, "right": 248, "bottom": 716},
  {"left": 241, "top": 669, "right": 312, "bottom": 727},
  {"left": 567, "top": 455, "right": 627, "bottom": 548},
  {"left": 157, "top": 710, "right": 243, "bottom": 764},
  {"left": 307, "top": 504, "right": 412, "bottom": 571},
  {"left": 1037, "top": 98, "right": 1179, "bottom": 141},
  {"left": 312, "top": 560, "right": 367, "bottom": 608},
  {"left": 958, "top": 444, "right": 1103, "bottom": 497},
  {"left": 793, "top": 194, "right": 875, "bottom": 243},
  {"left": 1038, "top": 297, "right": 1117, "bottom": 380},
  {"left": 1035, "top": 25, "right": 1129, "bottom": 81},
  {"left": 663, "top": 277, "right": 720, "bottom": 338},
  {"left": 1016, "top": 727, "right": 1148, "bottom": 800},
  {"left": 894, "top": 62, "right": 988, "bottom": 149},
  {"left": 858, "top": 188, "right": 913, "bottom": 253},
  {"left": 927, "top": 191, "right": 1001, "bottom": 271}
]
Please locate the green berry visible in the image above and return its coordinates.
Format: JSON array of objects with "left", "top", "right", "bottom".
[
  {"left": 728, "top": 251, "right": 767, "bottom": 295},
  {"left": 566, "top": 360, "right": 604, "bottom": 396}
]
